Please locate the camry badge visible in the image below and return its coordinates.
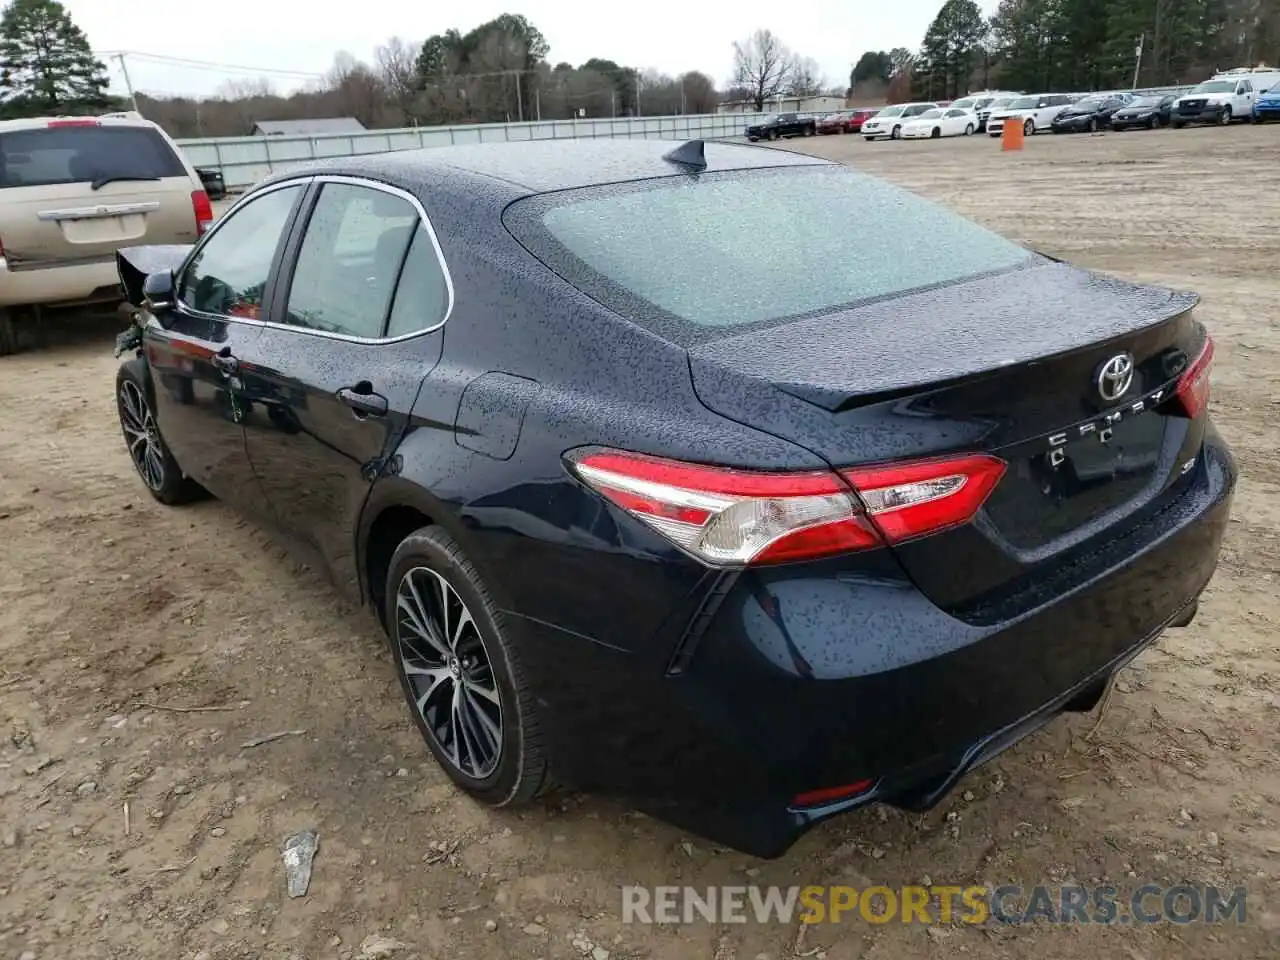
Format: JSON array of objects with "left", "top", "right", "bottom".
[{"left": 1095, "top": 353, "right": 1135, "bottom": 402}]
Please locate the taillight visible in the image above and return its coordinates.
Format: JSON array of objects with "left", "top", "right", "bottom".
[
  {"left": 842, "top": 454, "right": 1006, "bottom": 544},
  {"left": 191, "top": 189, "right": 214, "bottom": 236},
  {"left": 47, "top": 118, "right": 99, "bottom": 128},
  {"left": 567, "top": 449, "right": 1005, "bottom": 566},
  {"left": 1172, "top": 335, "right": 1214, "bottom": 419}
]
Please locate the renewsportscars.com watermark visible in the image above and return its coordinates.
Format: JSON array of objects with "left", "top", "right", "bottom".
[{"left": 621, "top": 883, "right": 1248, "bottom": 926}]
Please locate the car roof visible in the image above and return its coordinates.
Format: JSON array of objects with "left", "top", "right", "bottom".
[{"left": 269, "top": 138, "right": 832, "bottom": 196}]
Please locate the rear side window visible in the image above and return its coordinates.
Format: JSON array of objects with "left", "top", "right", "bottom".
[
  {"left": 385, "top": 227, "right": 450, "bottom": 337},
  {"left": 504, "top": 166, "right": 1035, "bottom": 338},
  {"left": 0, "top": 125, "right": 186, "bottom": 189}
]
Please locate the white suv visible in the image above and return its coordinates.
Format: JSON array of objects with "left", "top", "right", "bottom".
[
  {"left": 1, "top": 112, "right": 211, "bottom": 354},
  {"left": 987, "top": 94, "right": 1074, "bottom": 137}
]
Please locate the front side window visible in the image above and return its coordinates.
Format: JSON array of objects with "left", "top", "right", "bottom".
[
  {"left": 284, "top": 182, "right": 419, "bottom": 338},
  {"left": 180, "top": 185, "right": 302, "bottom": 318}
]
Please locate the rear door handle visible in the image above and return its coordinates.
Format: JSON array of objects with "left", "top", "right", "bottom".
[{"left": 337, "top": 385, "right": 388, "bottom": 418}]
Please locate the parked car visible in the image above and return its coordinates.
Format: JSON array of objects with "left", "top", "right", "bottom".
[
  {"left": 862, "top": 103, "right": 938, "bottom": 140},
  {"left": 1109, "top": 94, "right": 1178, "bottom": 130},
  {"left": 817, "top": 109, "right": 877, "bottom": 134},
  {"left": 975, "top": 95, "right": 1019, "bottom": 132},
  {"left": 987, "top": 93, "right": 1074, "bottom": 137},
  {"left": 950, "top": 93, "right": 1015, "bottom": 132},
  {"left": 1171, "top": 78, "right": 1257, "bottom": 126},
  {"left": 1050, "top": 93, "right": 1133, "bottom": 132},
  {"left": 111, "top": 138, "right": 1235, "bottom": 858},
  {"left": 900, "top": 107, "right": 979, "bottom": 139},
  {"left": 1251, "top": 84, "right": 1280, "bottom": 122},
  {"left": 196, "top": 166, "right": 226, "bottom": 201},
  {"left": 0, "top": 111, "right": 213, "bottom": 355},
  {"left": 745, "top": 113, "right": 816, "bottom": 141}
]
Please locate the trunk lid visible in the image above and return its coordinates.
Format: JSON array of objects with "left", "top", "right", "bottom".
[{"left": 688, "top": 262, "right": 1207, "bottom": 617}]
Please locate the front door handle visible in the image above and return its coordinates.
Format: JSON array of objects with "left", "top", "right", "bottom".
[{"left": 337, "top": 385, "right": 388, "bottom": 418}]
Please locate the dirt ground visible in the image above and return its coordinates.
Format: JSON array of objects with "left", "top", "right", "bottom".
[{"left": 2, "top": 125, "right": 1279, "bottom": 960}]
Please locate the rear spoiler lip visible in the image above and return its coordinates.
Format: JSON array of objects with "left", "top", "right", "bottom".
[{"left": 116, "top": 244, "right": 192, "bottom": 307}]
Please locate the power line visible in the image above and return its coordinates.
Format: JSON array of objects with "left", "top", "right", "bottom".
[{"left": 99, "top": 50, "right": 325, "bottom": 80}]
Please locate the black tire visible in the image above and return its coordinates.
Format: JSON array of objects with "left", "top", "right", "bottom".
[
  {"left": 964, "top": 123, "right": 974, "bottom": 135},
  {"left": 767, "top": 129, "right": 777, "bottom": 141},
  {"left": 1088, "top": 117, "right": 1097, "bottom": 132},
  {"left": 1218, "top": 106, "right": 1232, "bottom": 125},
  {"left": 1172, "top": 120, "right": 1185, "bottom": 129},
  {"left": 1023, "top": 118, "right": 1035, "bottom": 136},
  {"left": 864, "top": 136, "right": 875, "bottom": 142},
  {"left": 385, "top": 525, "right": 552, "bottom": 806},
  {"left": 115, "top": 359, "right": 207, "bottom": 505},
  {"left": 891, "top": 124, "right": 902, "bottom": 139},
  {"left": 930, "top": 127, "right": 941, "bottom": 139}
]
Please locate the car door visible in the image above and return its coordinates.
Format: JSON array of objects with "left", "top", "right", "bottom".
[
  {"left": 146, "top": 181, "right": 306, "bottom": 507},
  {"left": 1236, "top": 81, "right": 1253, "bottom": 115},
  {"left": 238, "top": 176, "right": 452, "bottom": 598}
]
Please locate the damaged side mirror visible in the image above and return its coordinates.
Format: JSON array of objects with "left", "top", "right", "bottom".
[{"left": 143, "top": 270, "right": 175, "bottom": 313}]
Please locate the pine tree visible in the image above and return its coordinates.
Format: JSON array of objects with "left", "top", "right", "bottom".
[
  {"left": 0, "top": 0, "right": 109, "bottom": 117},
  {"left": 916, "top": 0, "right": 990, "bottom": 99}
]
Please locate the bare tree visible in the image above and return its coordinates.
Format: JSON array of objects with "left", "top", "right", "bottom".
[
  {"left": 375, "top": 37, "right": 419, "bottom": 123},
  {"left": 786, "top": 56, "right": 824, "bottom": 97},
  {"left": 732, "top": 29, "right": 794, "bottom": 111},
  {"left": 216, "top": 77, "right": 275, "bottom": 100}
]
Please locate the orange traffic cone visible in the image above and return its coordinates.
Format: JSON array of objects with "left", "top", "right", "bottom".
[{"left": 1002, "top": 119, "right": 1024, "bottom": 151}]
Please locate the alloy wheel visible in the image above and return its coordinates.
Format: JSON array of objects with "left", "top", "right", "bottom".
[
  {"left": 119, "top": 380, "right": 166, "bottom": 491},
  {"left": 395, "top": 566, "right": 503, "bottom": 779}
]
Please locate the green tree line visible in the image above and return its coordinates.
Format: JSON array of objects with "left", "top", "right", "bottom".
[{"left": 851, "top": 0, "right": 1280, "bottom": 101}]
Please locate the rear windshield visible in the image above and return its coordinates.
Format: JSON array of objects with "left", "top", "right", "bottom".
[
  {"left": 504, "top": 166, "right": 1035, "bottom": 338},
  {"left": 0, "top": 125, "right": 186, "bottom": 189}
]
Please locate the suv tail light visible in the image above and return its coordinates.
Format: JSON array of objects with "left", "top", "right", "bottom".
[
  {"left": 567, "top": 449, "right": 1005, "bottom": 566},
  {"left": 47, "top": 118, "right": 100, "bottom": 128},
  {"left": 1172, "top": 335, "right": 1214, "bottom": 419},
  {"left": 191, "top": 189, "right": 214, "bottom": 236}
]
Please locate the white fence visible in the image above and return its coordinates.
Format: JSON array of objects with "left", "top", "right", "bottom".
[{"left": 178, "top": 112, "right": 769, "bottom": 190}]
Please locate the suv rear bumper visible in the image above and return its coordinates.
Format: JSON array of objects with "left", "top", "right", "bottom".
[
  {"left": 1175, "top": 103, "right": 1231, "bottom": 124},
  {"left": 0, "top": 255, "right": 120, "bottom": 309}
]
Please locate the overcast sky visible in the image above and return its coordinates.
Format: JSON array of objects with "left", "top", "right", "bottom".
[{"left": 65, "top": 0, "right": 1000, "bottom": 100}]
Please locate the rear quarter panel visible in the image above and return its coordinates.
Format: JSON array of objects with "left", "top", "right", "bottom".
[{"left": 375, "top": 179, "right": 826, "bottom": 646}]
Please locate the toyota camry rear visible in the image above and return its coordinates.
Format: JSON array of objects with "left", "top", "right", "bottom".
[{"left": 499, "top": 156, "right": 1235, "bottom": 857}]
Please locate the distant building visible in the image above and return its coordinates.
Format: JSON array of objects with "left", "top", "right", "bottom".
[
  {"left": 717, "top": 95, "right": 851, "bottom": 115},
  {"left": 252, "top": 118, "right": 367, "bottom": 137}
]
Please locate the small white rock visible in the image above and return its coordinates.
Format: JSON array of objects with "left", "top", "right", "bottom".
[
  {"left": 76, "top": 780, "right": 98, "bottom": 796},
  {"left": 963, "top": 790, "right": 975, "bottom": 802},
  {"left": 523, "top": 922, "right": 546, "bottom": 936},
  {"left": 484, "top": 919, "right": 498, "bottom": 932}
]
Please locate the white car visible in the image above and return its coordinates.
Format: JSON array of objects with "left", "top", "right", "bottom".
[
  {"left": 986, "top": 93, "right": 1074, "bottom": 137},
  {"left": 900, "top": 107, "right": 979, "bottom": 139},
  {"left": 861, "top": 103, "right": 938, "bottom": 140}
]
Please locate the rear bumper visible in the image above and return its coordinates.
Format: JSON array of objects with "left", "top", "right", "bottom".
[
  {"left": 514, "top": 427, "right": 1236, "bottom": 857},
  {"left": 0, "top": 256, "right": 120, "bottom": 309}
]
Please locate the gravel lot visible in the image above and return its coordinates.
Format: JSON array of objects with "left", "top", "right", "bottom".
[{"left": 2, "top": 126, "right": 1279, "bottom": 960}]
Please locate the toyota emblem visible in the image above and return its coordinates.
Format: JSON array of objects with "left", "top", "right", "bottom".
[{"left": 1095, "top": 353, "right": 1135, "bottom": 403}]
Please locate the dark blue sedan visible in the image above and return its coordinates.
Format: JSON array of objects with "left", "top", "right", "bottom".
[{"left": 113, "top": 139, "right": 1235, "bottom": 857}]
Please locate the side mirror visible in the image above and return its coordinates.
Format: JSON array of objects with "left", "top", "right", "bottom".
[{"left": 143, "top": 270, "right": 175, "bottom": 312}]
